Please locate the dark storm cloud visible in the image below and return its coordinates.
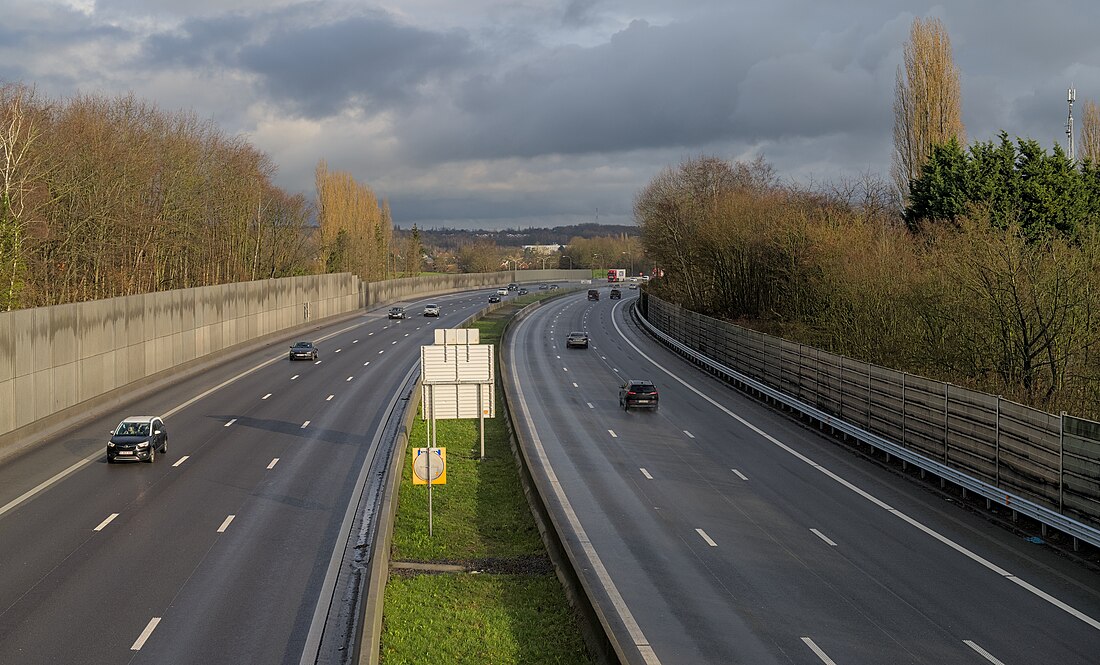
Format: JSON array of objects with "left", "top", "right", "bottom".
[
  {"left": 239, "top": 14, "right": 478, "bottom": 117},
  {"left": 395, "top": 13, "right": 888, "bottom": 164},
  {"left": 142, "top": 7, "right": 479, "bottom": 118}
]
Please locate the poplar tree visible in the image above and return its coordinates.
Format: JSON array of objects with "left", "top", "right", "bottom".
[{"left": 892, "top": 17, "right": 965, "bottom": 204}]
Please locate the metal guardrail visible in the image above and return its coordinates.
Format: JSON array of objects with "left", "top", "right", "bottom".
[{"left": 632, "top": 302, "right": 1100, "bottom": 550}]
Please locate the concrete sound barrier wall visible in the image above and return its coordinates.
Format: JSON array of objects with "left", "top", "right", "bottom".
[
  {"left": 362, "top": 269, "right": 589, "bottom": 308},
  {"left": 0, "top": 273, "right": 360, "bottom": 460}
]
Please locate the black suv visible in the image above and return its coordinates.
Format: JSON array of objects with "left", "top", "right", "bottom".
[
  {"left": 619, "top": 380, "right": 658, "bottom": 411},
  {"left": 587, "top": 289, "right": 600, "bottom": 301},
  {"left": 289, "top": 341, "right": 318, "bottom": 360},
  {"left": 107, "top": 416, "right": 169, "bottom": 463},
  {"left": 609, "top": 289, "right": 622, "bottom": 299},
  {"left": 388, "top": 306, "right": 406, "bottom": 319}
]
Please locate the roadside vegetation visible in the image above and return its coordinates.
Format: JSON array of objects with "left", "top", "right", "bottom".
[
  {"left": 381, "top": 297, "right": 594, "bottom": 664},
  {"left": 636, "top": 17, "right": 1100, "bottom": 419}
]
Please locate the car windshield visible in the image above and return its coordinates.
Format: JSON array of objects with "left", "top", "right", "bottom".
[
  {"left": 118, "top": 422, "right": 149, "bottom": 436},
  {"left": 293, "top": 342, "right": 312, "bottom": 348},
  {"left": 629, "top": 383, "right": 654, "bottom": 392},
  {"left": 570, "top": 331, "right": 586, "bottom": 337}
]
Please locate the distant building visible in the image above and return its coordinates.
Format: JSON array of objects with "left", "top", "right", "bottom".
[{"left": 523, "top": 244, "right": 563, "bottom": 254}]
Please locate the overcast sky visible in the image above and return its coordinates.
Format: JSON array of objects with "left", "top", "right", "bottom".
[{"left": 2, "top": 1, "right": 1098, "bottom": 229}]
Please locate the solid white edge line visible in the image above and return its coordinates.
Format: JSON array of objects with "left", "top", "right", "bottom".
[
  {"left": 94, "top": 513, "right": 119, "bottom": 531},
  {"left": 695, "top": 528, "right": 717, "bottom": 547},
  {"left": 224, "top": 418, "right": 236, "bottom": 427},
  {"left": 0, "top": 457, "right": 95, "bottom": 519},
  {"left": 172, "top": 455, "right": 190, "bottom": 467},
  {"left": 640, "top": 468, "right": 653, "bottom": 479},
  {"left": 610, "top": 301, "right": 1100, "bottom": 633},
  {"left": 964, "top": 640, "right": 1007, "bottom": 665},
  {"left": 732, "top": 469, "right": 748, "bottom": 481},
  {"left": 507, "top": 303, "right": 660, "bottom": 665},
  {"left": 267, "top": 458, "right": 279, "bottom": 469},
  {"left": 801, "top": 637, "right": 838, "bottom": 665},
  {"left": 811, "top": 528, "right": 838, "bottom": 547},
  {"left": 130, "top": 617, "right": 161, "bottom": 651},
  {"left": 217, "top": 514, "right": 235, "bottom": 533}
]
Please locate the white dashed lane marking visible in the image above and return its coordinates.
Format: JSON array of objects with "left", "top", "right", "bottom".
[
  {"left": 587, "top": 402, "right": 594, "bottom": 409},
  {"left": 172, "top": 456, "right": 189, "bottom": 467},
  {"left": 291, "top": 375, "right": 299, "bottom": 380},
  {"left": 262, "top": 393, "right": 271, "bottom": 400},
  {"left": 326, "top": 395, "right": 334, "bottom": 401},
  {"left": 346, "top": 376, "right": 353, "bottom": 382},
  {"left": 695, "top": 528, "right": 717, "bottom": 547},
  {"left": 267, "top": 458, "right": 279, "bottom": 469},
  {"left": 964, "top": 641, "right": 1007, "bottom": 665},
  {"left": 801, "top": 637, "right": 838, "bottom": 665},
  {"left": 131, "top": 617, "right": 161, "bottom": 651},
  {"left": 732, "top": 469, "right": 748, "bottom": 481},
  {"left": 572, "top": 382, "right": 578, "bottom": 388},
  {"left": 224, "top": 419, "right": 236, "bottom": 427},
  {"left": 217, "top": 515, "right": 235, "bottom": 533},
  {"left": 94, "top": 513, "right": 119, "bottom": 531},
  {"left": 811, "top": 529, "right": 838, "bottom": 547},
  {"left": 301, "top": 420, "right": 310, "bottom": 429},
  {"left": 640, "top": 468, "right": 653, "bottom": 480},
  {"left": 683, "top": 430, "right": 694, "bottom": 438},
  {"left": 608, "top": 430, "right": 617, "bottom": 438}
]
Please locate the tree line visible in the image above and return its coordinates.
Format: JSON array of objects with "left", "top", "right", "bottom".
[
  {"left": 636, "top": 16, "right": 1100, "bottom": 418},
  {"left": 636, "top": 155, "right": 1100, "bottom": 418},
  {"left": 0, "top": 85, "right": 328, "bottom": 309}
]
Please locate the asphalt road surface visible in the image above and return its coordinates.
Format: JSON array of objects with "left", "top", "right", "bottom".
[
  {"left": 0, "top": 288, "right": 514, "bottom": 665},
  {"left": 505, "top": 287, "right": 1100, "bottom": 665}
]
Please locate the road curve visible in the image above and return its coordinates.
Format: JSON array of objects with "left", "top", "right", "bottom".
[{"left": 505, "top": 287, "right": 1100, "bottom": 665}]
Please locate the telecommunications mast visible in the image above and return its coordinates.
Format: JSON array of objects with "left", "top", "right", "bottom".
[{"left": 1067, "top": 87, "right": 1077, "bottom": 161}]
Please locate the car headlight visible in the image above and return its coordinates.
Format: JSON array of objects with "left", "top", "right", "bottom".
[
  {"left": 107, "top": 442, "right": 115, "bottom": 448},
  {"left": 137, "top": 442, "right": 149, "bottom": 448}
]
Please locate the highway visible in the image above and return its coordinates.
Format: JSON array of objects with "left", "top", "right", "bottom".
[
  {"left": 0, "top": 288, "right": 510, "bottom": 665},
  {"left": 505, "top": 287, "right": 1100, "bottom": 664}
]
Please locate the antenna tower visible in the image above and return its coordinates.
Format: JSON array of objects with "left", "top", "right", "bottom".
[{"left": 1067, "top": 87, "right": 1077, "bottom": 161}]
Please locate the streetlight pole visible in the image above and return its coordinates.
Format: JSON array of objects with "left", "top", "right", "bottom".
[{"left": 563, "top": 255, "right": 573, "bottom": 270}]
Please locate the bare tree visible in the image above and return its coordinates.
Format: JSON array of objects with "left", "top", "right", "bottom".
[
  {"left": 892, "top": 17, "right": 965, "bottom": 203},
  {"left": 0, "top": 85, "right": 48, "bottom": 310}
]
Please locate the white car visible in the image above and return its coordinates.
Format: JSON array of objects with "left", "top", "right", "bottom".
[
  {"left": 580, "top": 279, "right": 592, "bottom": 284},
  {"left": 497, "top": 288, "right": 508, "bottom": 296},
  {"left": 424, "top": 304, "right": 440, "bottom": 317}
]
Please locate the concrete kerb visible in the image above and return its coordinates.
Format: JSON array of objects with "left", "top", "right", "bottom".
[{"left": 0, "top": 307, "right": 367, "bottom": 467}]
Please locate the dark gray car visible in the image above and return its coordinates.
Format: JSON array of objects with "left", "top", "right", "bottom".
[
  {"left": 107, "top": 416, "right": 168, "bottom": 463},
  {"left": 289, "top": 341, "right": 318, "bottom": 360}
]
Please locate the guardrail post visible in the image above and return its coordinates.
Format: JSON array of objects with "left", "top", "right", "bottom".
[
  {"left": 901, "top": 372, "right": 907, "bottom": 447},
  {"left": 1060, "top": 411, "right": 1066, "bottom": 512},
  {"left": 944, "top": 383, "right": 950, "bottom": 465},
  {"left": 995, "top": 396, "right": 1001, "bottom": 488}
]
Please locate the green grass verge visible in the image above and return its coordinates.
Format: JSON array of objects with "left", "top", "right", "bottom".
[{"left": 381, "top": 298, "right": 595, "bottom": 664}]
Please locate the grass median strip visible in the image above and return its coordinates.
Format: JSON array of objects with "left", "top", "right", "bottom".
[{"left": 381, "top": 299, "right": 594, "bottom": 664}]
